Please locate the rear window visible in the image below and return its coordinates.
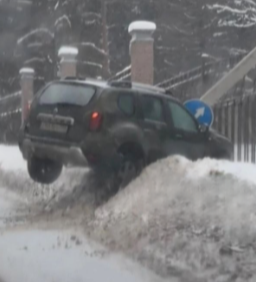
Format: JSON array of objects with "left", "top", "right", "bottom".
[{"left": 39, "top": 83, "right": 95, "bottom": 106}]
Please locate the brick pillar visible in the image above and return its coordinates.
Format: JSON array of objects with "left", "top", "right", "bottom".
[
  {"left": 20, "top": 68, "right": 34, "bottom": 125},
  {"left": 129, "top": 21, "right": 156, "bottom": 85},
  {"left": 58, "top": 46, "right": 79, "bottom": 78}
]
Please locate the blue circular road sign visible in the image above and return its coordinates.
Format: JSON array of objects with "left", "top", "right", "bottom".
[{"left": 184, "top": 99, "right": 214, "bottom": 127}]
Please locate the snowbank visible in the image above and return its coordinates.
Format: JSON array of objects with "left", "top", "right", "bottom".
[
  {"left": 0, "top": 145, "right": 161, "bottom": 282},
  {"left": 0, "top": 145, "right": 26, "bottom": 171},
  {"left": 91, "top": 156, "right": 256, "bottom": 281},
  {"left": 0, "top": 145, "right": 88, "bottom": 207},
  {"left": 2, "top": 145, "right": 256, "bottom": 281}
]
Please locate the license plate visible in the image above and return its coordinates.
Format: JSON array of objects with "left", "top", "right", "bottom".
[{"left": 40, "top": 122, "right": 68, "bottom": 133}]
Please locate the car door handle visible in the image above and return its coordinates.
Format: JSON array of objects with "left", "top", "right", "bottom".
[
  {"left": 155, "top": 124, "right": 163, "bottom": 130},
  {"left": 174, "top": 133, "right": 183, "bottom": 139}
]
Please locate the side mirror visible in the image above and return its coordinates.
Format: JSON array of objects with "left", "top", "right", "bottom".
[{"left": 199, "top": 124, "right": 209, "bottom": 134}]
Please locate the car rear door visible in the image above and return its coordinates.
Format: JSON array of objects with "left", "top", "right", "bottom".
[
  {"left": 163, "top": 98, "right": 207, "bottom": 160},
  {"left": 137, "top": 94, "right": 170, "bottom": 163}
]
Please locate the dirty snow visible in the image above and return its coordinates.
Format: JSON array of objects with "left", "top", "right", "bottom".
[
  {"left": 0, "top": 146, "right": 162, "bottom": 282},
  {"left": 1, "top": 146, "right": 256, "bottom": 281},
  {"left": 92, "top": 156, "right": 256, "bottom": 281},
  {"left": 0, "top": 229, "right": 162, "bottom": 282}
]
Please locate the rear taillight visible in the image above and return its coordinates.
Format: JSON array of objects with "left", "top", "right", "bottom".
[
  {"left": 25, "top": 100, "right": 31, "bottom": 119},
  {"left": 89, "top": 111, "right": 102, "bottom": 131}
]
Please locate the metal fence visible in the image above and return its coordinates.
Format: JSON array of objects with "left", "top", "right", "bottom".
[
  {"left": 108, "top": 65, "right": 131, "bottom": 82},
  {"left": 0, "top": 92, "right": 21, "bottom": 143},
  {"left": 213, "top": 93, "right": 256, "bottom": 163},
  {"left": 109, "top": 54, "right": 247, "bottom": 103},
  {"left": 156, "top": 53, "right": 246, "bottom": 102}
]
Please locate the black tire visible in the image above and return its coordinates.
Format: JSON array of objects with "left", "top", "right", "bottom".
[
  {"left": 87, "top": 153, "right": 144, "bottom": 202},
  {"left": 116, "top": 153, "right": 144, "bottom": 190},
  {"left": 27, "top": 156, "right": 63, "bottom": 185}
]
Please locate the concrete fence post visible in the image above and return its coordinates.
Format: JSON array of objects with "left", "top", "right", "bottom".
[
  {"left": 58, "top": 46, "right": 79, "bottom": 78},
  {"left": 20, "top": 67, "right": 34, "bottom": 125},
  {"left": 128, "top": 21, "right": 156, "bottom": 85}
]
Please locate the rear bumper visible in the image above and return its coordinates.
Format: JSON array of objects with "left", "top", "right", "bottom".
[{"left": 20, "top": 137, "right": 88, "bottom": 166}]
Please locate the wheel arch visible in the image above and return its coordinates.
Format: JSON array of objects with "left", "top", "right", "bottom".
[{"left": 117, "top": 141, "right": 145, "bottom": 160}]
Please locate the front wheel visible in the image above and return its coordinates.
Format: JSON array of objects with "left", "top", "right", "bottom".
[{"left": 27, "top": 156, "right": 63, "bottom": 185}]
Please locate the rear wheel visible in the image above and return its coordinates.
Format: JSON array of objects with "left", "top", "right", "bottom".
[
  {"left": 27, "top": 156, "right": 63, "bottom": 185},
  {"left": 116, "top": 153, "right": 144, "bottom": 190}
]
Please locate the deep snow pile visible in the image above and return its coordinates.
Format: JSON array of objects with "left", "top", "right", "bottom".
[
  {"left": 0, "top": 146, "right": 165, "bottom": 282},
  {"left": 2, "top": 145, "right": 256, "bottom": 281},
  {"left": 89, "top": 156, "right": 256, "bottom": 281}
]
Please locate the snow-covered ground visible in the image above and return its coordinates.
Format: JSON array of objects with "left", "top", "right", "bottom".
[
  {"left": 0, "top": 229, "right": 162, "bottom": 282},
  {"left": 0, "top": 145, "right": 163, "bottom": 282},
  {"left": 1, "top": 144, "right": 256, "bottom": 281}
]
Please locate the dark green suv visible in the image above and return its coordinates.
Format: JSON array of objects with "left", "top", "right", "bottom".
[{"left": 18, "top": 77, "right": 233, "bottom": 187}]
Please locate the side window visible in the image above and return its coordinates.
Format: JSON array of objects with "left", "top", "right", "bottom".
[
  {"left": 118, "top": 93, "right": 135, "bottom": 115},
  {"left": 167, "top": 100, "right": 198, "bottom": 133},
  {"left": 141, "top": 96, "right": 165, "bottom": 122}
]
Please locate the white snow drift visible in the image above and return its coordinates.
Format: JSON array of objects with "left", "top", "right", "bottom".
[{"left": 1, "top": 145, "right": 256, "bottom": 281}]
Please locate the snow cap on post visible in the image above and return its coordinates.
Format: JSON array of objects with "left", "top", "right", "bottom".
[
  {"left": 128, "top": 21, "right": 156, "bottom": 85},
  {"left": 58, "top": 46, "right": 79, "bottom": 79},
  {"left": 129, "top": 21, "right": 156, "bottom": 42},
  {"left": 19, "top": 67, "right": 35, "bottom": 78},
  {"left": 19, "top": 67, "right": 35, "bottom": 125}
]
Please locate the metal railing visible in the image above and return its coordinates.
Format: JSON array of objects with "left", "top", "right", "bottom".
[
  {"left": 213, "top": 92, "right": 256, "bottom": 163},
  {"left": 108, "top": 65, "right": 131, "bottom": 81},
  {"left": 0, "top": 91, "right": 22, "bottom": 143}
]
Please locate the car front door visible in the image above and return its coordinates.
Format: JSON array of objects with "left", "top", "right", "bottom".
[{"left": 164, "top": 98, "right": 207, "bottom": 160}]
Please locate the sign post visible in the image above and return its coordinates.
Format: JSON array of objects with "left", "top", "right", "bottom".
[{"left": 184, "top": 99, "right": 214, "bottom": 127}]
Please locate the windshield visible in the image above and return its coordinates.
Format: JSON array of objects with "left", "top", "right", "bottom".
[{"left": 39, "top": 83, "right": 95, "bottom": 106}]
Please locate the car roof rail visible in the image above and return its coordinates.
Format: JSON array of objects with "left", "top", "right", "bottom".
[
  {"left": 62, "top": 76, "right": 86, "bottom": 81},
  {"left": 165, "top": 89, "right": 174, "bottom": 96},
  {"left": 108, "top": 80, "right": 132, "bottom": 89}
]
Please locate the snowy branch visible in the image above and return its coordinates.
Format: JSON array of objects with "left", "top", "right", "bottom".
[
  {"left": 17, "top": 0, "right": 32, "bottom": 5},
  {"left": 207, "top": 1, "right": 256, "bottom": 28},
  {"left": 24, "top": 57, "right": 46, "bottom": 65},
  {"left": 0, "top": 92, "right": 21, "bottom": 103},
  {"left": 55, "top": 15, "right": 71, "bottom": 28},
  {"left": 80, "top": 61, "right": 103, "bottom": 69},
  {"left": 27, "top": 42, "right": 43, "bottom": 48},
  {"left": 17, "top": 28, "right": 54, "bottom": 45},
  {"left": 77, "top": 42, "right": 107, "bottom": 56},
  {"left": 81, "top": 12, "right": 101, "bottom": 19}
]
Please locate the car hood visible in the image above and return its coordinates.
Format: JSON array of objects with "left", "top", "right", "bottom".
[{"left": 209, "top": 128, "right": 232, "bottom": 149}]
